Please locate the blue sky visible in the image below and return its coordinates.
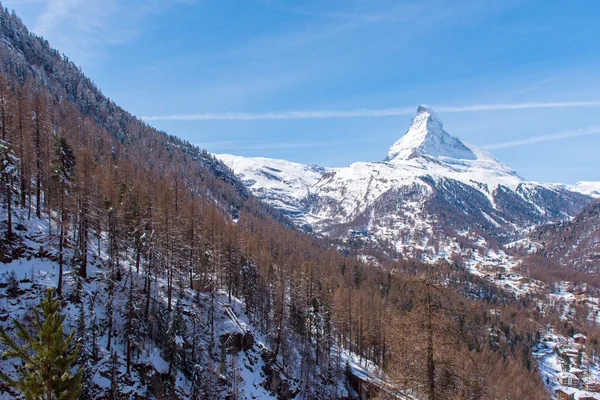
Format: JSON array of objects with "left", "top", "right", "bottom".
[{"left": 5, "top": 0, "right": 600, "bottom": 183}]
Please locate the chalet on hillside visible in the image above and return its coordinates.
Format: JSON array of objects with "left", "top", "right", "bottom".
[
  {"left": 565, "top": 348, "right": 580, "bottom": 358},
  {"left": 554, "top": 387, "right": 576, "bottom": 400},
  {"left": 557, "top": 371, "right": 580, "bottom": 388},
  {"left": 574, "top": 294, "right": 588, "bottom": 304},
  {"left": 578, "top": 395, "right": 600, "bottom": 400},
  {"left": 583, "top": 377, "right": 600, "bottom": 392},
  {"left": 574, "top": 334, "right": 587, "bottom": 346},
  {"left": 571, "top": 368, "right": 587, "bottom": 378}
]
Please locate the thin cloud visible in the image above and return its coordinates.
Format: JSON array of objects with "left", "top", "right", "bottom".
[
  {"left": 3, "top": 0, "right": 46, "bottom": 3},
  {"left": 435, "top": 101, "right": 600, "bottom": 113},
  {"left": 35, "top": 0, "right": 82, "bottom": 36},
  {"left": 143, "top": 108, "right": 416, "bottom": 121},
  {"left": 195, "top": 139, "right": 371, "bottom": 151},
  {"left": 142, "top": 101, "right": 600, "bottom": 121},
  {"left": 194, "top": 140, "right": 238, "bottom": 149},
  {"left": 482, "top": 126, "right": 600, "bottom": 150},
  {"left": 23, "top": 0, "right": 196, "bottom": 66}
]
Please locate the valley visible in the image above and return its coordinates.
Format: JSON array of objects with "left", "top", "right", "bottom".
[{"left": 0, "top": 3, "right": 599, "bottom": 400}]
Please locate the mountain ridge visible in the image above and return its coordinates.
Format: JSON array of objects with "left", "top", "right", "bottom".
[
  {"left": 0, "top": 5, "right": 580, "bottom": 399},
  {"left": 218, "top": 106, "right": 597, "bottom": 259},
  {"left": 386, "top": 104, "right": 478, "bottom": 162},
  {"left": 530, "top": 199, "right": 600, "bottom": 273}
]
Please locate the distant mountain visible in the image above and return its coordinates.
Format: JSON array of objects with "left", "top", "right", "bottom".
[
  {"left": 216, "top": 154, "right": 328, "bottom": 227},
  {"left": 386, "top": 105, "right": 478, "bottom": 161},
  {"left": 218, "top": 105, "right": 596, "bottom": 258},
  {"left": 0, "top": 7, "right": 558, "bottom": 400},
  {"left": 530, "top": 200, "right": 600, "bottom": 272},
  {"left": 567, "top": 181, "right": 600, "bottom": 198}
]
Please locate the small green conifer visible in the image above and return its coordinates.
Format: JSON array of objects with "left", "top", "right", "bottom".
[{"left": 0, "top": 288, "right": 82, "bottom": 400}]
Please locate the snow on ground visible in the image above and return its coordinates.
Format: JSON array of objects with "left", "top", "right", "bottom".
[
  {"left": 215, "top": 153, "right": 327, "bottom": 220},
  {"left": 0, "top": 210, "right": 277, "bottom": 399},
  {"left": 535, "top": 329, "right": 600, "bottom": 399},
  {"left": 1, "top": 208, "right": 400, "bottom": 399},
  {"left": 568, "top": 181, "right": 600, "bottom": 198}
]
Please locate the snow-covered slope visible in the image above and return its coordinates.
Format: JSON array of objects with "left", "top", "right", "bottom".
[
  {"left": 217, "top": 105, "right": 594, "bottom": 259},
  {"left": 386, "top": 105, "right": 477, "bottom": 161},
  {"left": 530, "top": 200, "right": 600, "bottom": 272},
  {"left": 0, "top": 209, "right": 376, "bottom": 399},
  {"left": 385, "top": 106, "right": 522, "bottom": 189},
  {"left": 216, "top": 154, "right": 328, "bottom": 224},
  {"left": 568, "top": 181, "right": 600, "bottom": 198}
]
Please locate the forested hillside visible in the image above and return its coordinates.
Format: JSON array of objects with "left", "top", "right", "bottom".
[
  {"left": 529, "top": 200, "right": 600, "bottom": 273},
  {"left": 0, "top": 4, "right": 569, "bottom": 399}
]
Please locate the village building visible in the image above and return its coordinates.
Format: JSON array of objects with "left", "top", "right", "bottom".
[
  {"left": 583, "top": 377, "right": 600, "bottom": 392},
  {"left": 574, "top": 334, "right": 588, "bottom": 346},
  {"left": 577, "top": 393, "right": 600, "bottom": 400},
  {"left": 574, "top": 294, "right": 588, "bottom": 304},
  {"left": 557, "top": 371, "right": 580, "bottom": 388},
  {"left": 571, "top": 368, "right": 587, "bottom": 378},
  {"left": 555, "top": 387, "right": 576, "bottom": 400}
]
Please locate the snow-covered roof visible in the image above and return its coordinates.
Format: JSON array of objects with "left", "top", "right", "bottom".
[
  {"left": 555, "top": 386, "right": 577, "bottom": 395},
  {"left": 568, "top": 181, "right": 600, "bottom": 198},
  {"left": 558, "top": 371, "right": 578, "bottom": 379},
  {"left": 576, "top": 392, "right": 600, "bottom": 399}
]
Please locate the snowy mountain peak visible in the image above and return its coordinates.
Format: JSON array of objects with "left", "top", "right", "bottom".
[
  {"left": 415, "top": 104, "right": 443, "bottom": 129},
  {"left": 386, "top": 105, "right": 477, "bottom": 162}
]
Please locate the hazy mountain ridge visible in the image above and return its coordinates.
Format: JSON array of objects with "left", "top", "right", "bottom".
[
  {"left": 530, "top": 200, "right": 600, "bottom": 272},
  {"left": 218, "top": 106, "right": 595, "bottom": 258}
]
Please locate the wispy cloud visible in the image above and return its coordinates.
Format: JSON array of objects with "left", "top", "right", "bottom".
[
  {"left": 142, "top": 101, "right": 600, "bottom": 121},
  {"left": 3, "top": 0, "right": 46, "bottom": 4},
  {"left": 435, "top": 101, "right": 600, "bottom": 113},
  {"left": 35, "top": 0, "right": 83, "bottom": 37},
  {"left": 22, "top": 0, "right": 196, "bottom": 66},
  {"left": 482, "top": 126, "right": 600, "bottom": 150},
  {"left": 196, "top": 139, "right": 371, "bottom": 151},
  {"left": 143, "top": 108, "right": 415, "bottom": 121},
  {"left": 194, "top": 141, "right": 239, "bottom": 149},
  {"left": 30, "top": 0, "right": 120, "bottom": 63}
]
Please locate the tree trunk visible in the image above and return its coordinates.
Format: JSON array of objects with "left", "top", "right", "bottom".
[
  {"left": 6, "top": 177, "right": 12, "bottom": 239},
  {"left": 57, "top": 193, "right": 64, "bottom": 297},
  {"left": 426, "top": 285, "right": 435, "bottom": 400},
  {"left": 126, "top": 268, "right": 133, "bottom": 376}
]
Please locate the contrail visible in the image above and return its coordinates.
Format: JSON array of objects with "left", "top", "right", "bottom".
[
  {"left": 482, "top": 126, "right": 600, "bottom": 150},
  {"left": 141, "top": 101, "right": 600, "bottom": 121},
  {"left": 141, "top": 108, "right": 417, "bottom": 121},
  {"left": 436, "top": 101, "right": 600, "bottom": 113}
]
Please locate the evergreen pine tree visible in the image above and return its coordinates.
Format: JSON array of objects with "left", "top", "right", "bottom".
[
  {"left": 0, "top": 287, "right": 82, "bottom": 399},
  {"left": 6, "top": 270, "right": 19, "bottom": 298},
  {"left": 108, "top": 350, "right": 122, "bottom": 399},
  {"left": 165, "top": 289, "right": 187, "bottom": 378},
  {"left": 241, "top": 260, "right": 258, "bottom": 319},
  {"left": 75, "top": 302, "right": 94, "bottom": 399},
  {"left": 51, "top": 137, "right": 76, "bottom": 297},
  {"left": 0, "top": 139, "right": 18, "bottom": 239}
]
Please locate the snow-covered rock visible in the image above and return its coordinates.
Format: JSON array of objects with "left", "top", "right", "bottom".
[
  {"left": 216, "top": 105, "right": 594, "bottom": 259},
  {"left": 386, "top": 105, "right": 477, "bottom": 161},
  {"left": 216, "top": 154, "right": 327, "bottom": 225},
  {"left": 568, "top": 181, "right": 600, "bottom": 198}
]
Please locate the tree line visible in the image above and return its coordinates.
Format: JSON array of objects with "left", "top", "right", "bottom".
[{"left": 0, "top": 5, "right": 554, "bottom": 396}]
